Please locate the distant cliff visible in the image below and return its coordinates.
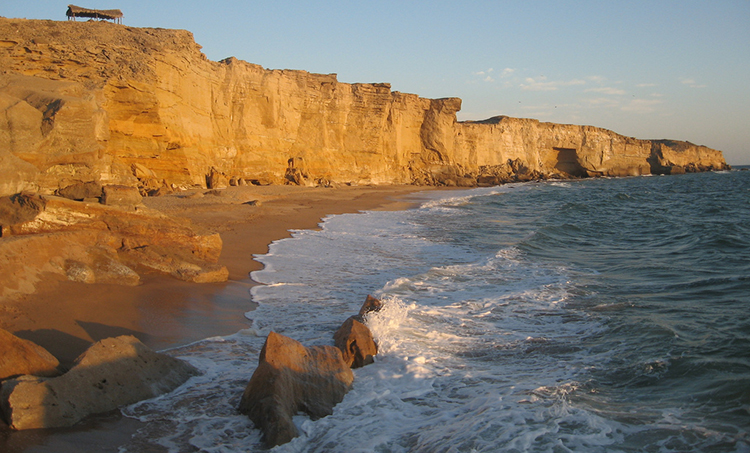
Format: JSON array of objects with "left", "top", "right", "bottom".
[{"left": 0, "top": 18, "right": 728, "bottom": 196}]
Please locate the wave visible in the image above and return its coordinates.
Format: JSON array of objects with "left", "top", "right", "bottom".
[{"left": 114, "top": 172, "right": 750, "bottom": 451}]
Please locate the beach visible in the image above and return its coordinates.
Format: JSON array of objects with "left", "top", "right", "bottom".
[
  {"left": 0, "top": 184, "right": 423, "bottom": 365},
  {"left": 3, "top": 172, "right": 748, "bottom": 452},
  {"left": 0, "top": 184, "right": 423, "bottom": 452}
]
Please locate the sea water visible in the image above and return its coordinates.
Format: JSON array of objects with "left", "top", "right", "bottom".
[{"left": 120, "top": 170, "right": 750, "bottom": 452}]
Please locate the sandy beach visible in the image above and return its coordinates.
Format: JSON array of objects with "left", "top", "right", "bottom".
[{"left": 0, "top": 184, "right": 425, "bottom": 452}]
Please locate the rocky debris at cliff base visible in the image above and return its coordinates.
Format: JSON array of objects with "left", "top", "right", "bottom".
[
  {"left": 100, "top": 184, "right": 143, "bottom": 207},
  {"left": 0, "top": 335, "right": 200, "bottom": 430},
  {"left": 0, "top": 328, "right": 61, "bottom": 380},
  {"left": 55, "top": 181, "right": 103, "bottom": 202},
  {"left": 238, "top": 331, "right": 354, "bottom": 447}
]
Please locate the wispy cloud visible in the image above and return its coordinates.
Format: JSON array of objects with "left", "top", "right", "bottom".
[
  {"left": 587, "top": 75, "right": 607, "bottom": 84},
  {"left": 680, "top": 77, "right": 707, "bottom": 88},
  {"left": 621, "top": 99, "right": 663, "bottom": 114},
  {"left": 585, "top": 87, "right": 626, "bottom": 95},
  {"left": 473, "top": 68, "right": 495, "bottom": 82},
  {"left": 520, "top": 76, "right": 586, "bottom": 91},
  {"left": 500, "top": 68, "right": 515, "bottom": 78},
  {"left": 584, "top": 97, "right": 621, "bottom": 108},
  {"left": 519, "top": 102, "right": 562, "bottom": 116},
  {"left": 636, "top": 83, "right": 657, "bottom": 88}
]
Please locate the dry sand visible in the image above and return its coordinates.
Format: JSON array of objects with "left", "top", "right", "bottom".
[{"left": 0, "top": 184, "right": 427, "bottom": 451}]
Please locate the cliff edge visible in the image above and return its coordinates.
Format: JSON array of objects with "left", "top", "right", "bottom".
[{"left": 0, "top": 18, "right": 728, "bottom": 197}]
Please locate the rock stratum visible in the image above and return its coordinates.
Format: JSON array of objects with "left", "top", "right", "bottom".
[{"left": 0, "top": 18, "right": 728, "bottom": 197}]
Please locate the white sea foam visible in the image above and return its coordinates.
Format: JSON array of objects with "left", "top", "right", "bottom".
[
  {"left": 116, "top": 178, "right": 750, "bottom": 452},
  {"left": 115, "top": 187, "right": 618, "bottom": 452}
]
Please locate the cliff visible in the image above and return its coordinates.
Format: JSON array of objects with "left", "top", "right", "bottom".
[{"left": 0, "top": 18, "right": 728, "bottom": 197}]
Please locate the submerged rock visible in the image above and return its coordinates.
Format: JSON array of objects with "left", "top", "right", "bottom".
[
  {"left": 238, "top": 331, "right": 353, "bottom": 447},
  {"left": 0, "top": 335, "right": 199, "bottom": 430}
]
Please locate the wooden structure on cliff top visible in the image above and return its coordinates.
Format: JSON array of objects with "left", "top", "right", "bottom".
[{"left": 66, "top": 5, "right": 123, "bottom": 24}]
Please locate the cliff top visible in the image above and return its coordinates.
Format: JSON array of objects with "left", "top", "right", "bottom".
[{"left": 0, "top": 17, "right": 203, "bottom": 85}]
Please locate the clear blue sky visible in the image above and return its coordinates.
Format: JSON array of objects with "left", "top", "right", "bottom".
[{"left": 4, "top": 1, "right": 749, "bottom": 164}]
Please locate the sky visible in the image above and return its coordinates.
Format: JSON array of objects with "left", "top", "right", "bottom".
[{"left": 3, "top": 1, "right": 749, "bottom": 164}]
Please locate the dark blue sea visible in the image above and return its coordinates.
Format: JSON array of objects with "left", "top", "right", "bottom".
[{"left": 123, "top": 170, "right": 750, "bottom": 452}]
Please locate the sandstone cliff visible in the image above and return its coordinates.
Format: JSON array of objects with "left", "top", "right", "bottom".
[{"left": 0, "top": 18, "right": 728, "bottom": 197}]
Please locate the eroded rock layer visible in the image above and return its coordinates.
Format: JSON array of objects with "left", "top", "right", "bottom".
[
  {"left": 0, "top": 193, "right": 228, "bottom": 300},
  {"left": 0, "top": 18, "right": 728, "bottom": 197}
]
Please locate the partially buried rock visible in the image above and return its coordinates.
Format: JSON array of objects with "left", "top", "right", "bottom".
[
  {"left": 0, "top": 328, "right": 61, "bottom": 380},
  {"left": 238, "top": 331, "right": 354, "bottom": 447},
  {"left": 0, "top": 193, "right": 46, "bottom": 230},
  {"left": 0, "top": 335, "right": 199, "bottom": 430},
  {"left": 333, "top": 317, "right": 378, "bottom": 368},
  {"left": 56, "top": 181, "right": 102, "bottom": 201},
  {"left": 101, "top": 184, "right": 143, "bottom": 207},
  {"left": 206, "top": 167, "right": 228, "bottom": 189}
]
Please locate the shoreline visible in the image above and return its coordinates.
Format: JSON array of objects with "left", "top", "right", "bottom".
[
  {"left": 0, "top": 184, "right": 428, "bottom": 452},
  {"left": 1, "top": 185, "right": 428, "bottom": 363}
]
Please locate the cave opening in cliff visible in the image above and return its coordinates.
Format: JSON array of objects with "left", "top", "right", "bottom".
[{"left": 553, "top": 147, "right": 587, "bottom": 177}]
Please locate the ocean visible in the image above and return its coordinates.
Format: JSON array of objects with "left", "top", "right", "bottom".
[{"left": 121, "top": 169, "right": 750, "bottom": 452}]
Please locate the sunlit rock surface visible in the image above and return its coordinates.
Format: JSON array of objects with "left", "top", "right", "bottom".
[{"left": 0, "top": 18, "right": 728, "bottom": 197}]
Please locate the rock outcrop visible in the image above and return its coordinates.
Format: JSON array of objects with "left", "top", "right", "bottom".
[
  {"left": 0, "top": 328, "right": 60, "bottom": 380},
  {"left": 238, "top": 331, "right": 354, "bottom": 447},
  {"left": 239, "top": 296, "right": 381, "bottom": 446},
  {"left": 0, "top": 335, "right": 199, "bottom": 430},
  {"left": 333, "top": 317, "right": 378, "bottom": 369},
  {"left": 333, "top": 294, "right": 382, "bottom": 368},
  {"left": 359, "top": 294, "right": 384, "bottom": 318},
  {"left": 0, "top": 192, "right": 228, "bottom": 300},
  {"left": 0, "top": 18, "right": 728, "bottom": 198}
]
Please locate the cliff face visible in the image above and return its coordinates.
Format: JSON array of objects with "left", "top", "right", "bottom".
[{"left": 0, "top": 18, "right": 728, "bottom": 196}]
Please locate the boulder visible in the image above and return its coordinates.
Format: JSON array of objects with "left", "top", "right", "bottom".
[
  {"left": 101, "top": 185, "right": 143, "bottom": 207},
  {"left": 206, "top": 167, "right": 228, "bottom": 189},
  {"left": 0, "top": 193, "right": 46, "bottom": 233},
  {"left": 0, "top": 328, "right": 60, "bottom": 380},
  {"left": 56, "top": 181, "right": 102, "bottom": 201},
  {"left": 358, "top": 294, "right": 383, "bottom": 319},
  {"left": 0, "top": 335, "right": 199, "bottom": 430},
  {"left": 119, "top": 244, "right": 228, "bottom": 284},
  {"left": 333, "top": 317, "right": 378, "bottom": 368},
  {"left": 238, "top": 331, "right": 353, "bottom": 447},
  {"left": 171, "top": 261, "right": 229, "bottom": 283}
]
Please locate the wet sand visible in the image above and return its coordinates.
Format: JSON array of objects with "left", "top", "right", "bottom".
[{"left": 0, "top": 184, "right": 426, "bottom": 452}]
